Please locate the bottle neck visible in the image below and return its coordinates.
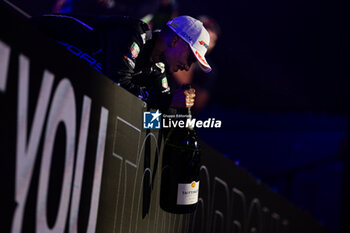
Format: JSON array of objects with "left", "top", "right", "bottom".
[{"left": 175, "top": 107, "right": 194, "bottom": 130}]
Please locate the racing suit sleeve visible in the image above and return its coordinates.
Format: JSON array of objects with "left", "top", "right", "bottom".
[
  {"left": 96, "top": 25, "right": 172, "bottom": 110},
  {"left": 142, "top": 63, "right": 172, "bottom": 111},
  {"left": 97, "top": 27, "right": 141, "bottom": 94}
]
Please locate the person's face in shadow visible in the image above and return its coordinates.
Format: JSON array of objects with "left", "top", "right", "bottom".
[{"left": 163, "top": 34, "right": 197, "bottom": 73}]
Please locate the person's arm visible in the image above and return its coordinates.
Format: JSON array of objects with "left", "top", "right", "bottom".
[
  {"left": 97, "top": 25, "right": 175, "bottom": 110},
  {"left": 97, "top": 27, "right": 144, "bottom": 94},
  {"left": 97, "top": 22, "right": 195, "bottom": 110}
]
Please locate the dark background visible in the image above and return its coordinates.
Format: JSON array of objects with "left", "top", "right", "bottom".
[
  {"left": 4, "top": 0, "right": 348, "bottom": 232},
  {"left": 178, "top": 2, "right": 348, "bottom": 233}
]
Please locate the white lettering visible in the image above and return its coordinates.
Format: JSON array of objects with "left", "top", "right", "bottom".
[
  {"left": 196, "top": 120, "right": 203, "bottom": 128},
  {"left": 36, "top": 78, "right": 76, "bottom": 233},
  {"left": 172, "top": 120, "right": 178, "bottom": 128},
  {"left": 178, "top": 120, "right": 184, "bottom": 127},
  {"left": 0, "top": 41, "right": 10, "bottom": 92},
  {"left": 203, "top": 119, "right": 210, "bottom": 128},
  {"left": 215, "top": 120, "right": 222, "bottom": 128},
  {"left": 12, "top": 55, "right": 54, "bottom": 233},
  {"left": 162, "top": 118, "right": 169, "bottom": 128},
  {"left": 69, "top": 96, "right": 92, "bottom": 233},
  {"left": 186, "top": 118, "right": 196, "bottom": 128},
  {"left": 211, "top": 118, "right": 216, "bottom": 128},
  {"left": 87, "top": 107, "right": 109, "bottom": 233}
]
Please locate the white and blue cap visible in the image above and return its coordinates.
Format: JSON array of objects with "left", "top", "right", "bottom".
[{"left": 167, "top": 16, "right": 212, "bottom": 73}]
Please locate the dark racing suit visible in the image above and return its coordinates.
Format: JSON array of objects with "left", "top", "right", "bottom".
[{"left": 31, "top": 15, "right": 172, "bottom": 110}]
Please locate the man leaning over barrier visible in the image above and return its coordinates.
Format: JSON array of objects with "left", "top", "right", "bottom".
[{"left": 32, "top": 15, "right": 212, "bottom": 111}]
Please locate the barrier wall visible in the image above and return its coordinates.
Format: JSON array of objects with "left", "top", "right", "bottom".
[{"left": 0, "top": 3, "right": 330, "bottom": 233}]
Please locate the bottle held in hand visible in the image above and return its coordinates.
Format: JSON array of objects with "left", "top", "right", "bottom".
[{"left": 160, "top": 85, "right": 201, "bottom": 214}]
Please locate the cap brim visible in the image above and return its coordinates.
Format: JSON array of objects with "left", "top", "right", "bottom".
[{"left": 190, "top": 47, "right": 212, "bottom": 73}]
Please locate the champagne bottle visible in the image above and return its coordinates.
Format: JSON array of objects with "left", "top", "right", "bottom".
[{"left": 160, "top": 86, "right": 201, "bottom": 214}]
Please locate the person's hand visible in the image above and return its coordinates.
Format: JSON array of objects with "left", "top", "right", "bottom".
[
  {"left": 184, "top": 88, "right": 196, "bottom": 108},
  {"left": 170, "top": 88, "right": 196, "bottom": 109}
]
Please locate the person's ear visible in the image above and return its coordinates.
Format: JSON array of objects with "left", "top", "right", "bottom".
[{"left": 170, "top": 34, "right": 180, "bottom": 48}]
